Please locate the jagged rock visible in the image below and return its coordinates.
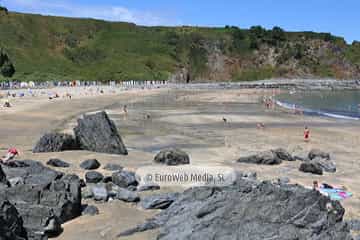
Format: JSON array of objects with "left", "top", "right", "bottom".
[
  {"left": 85, "top": 171, "right": 104, "bottom": 183},
  {"left": 237, "top": 150, "right": 282, "bottom": 165},
  {"left": 82, "top": 205, "right": 99, "bottom": 216},
  {"left": 0, "top": 198, "right": 28, "bottom": 240},
  {"left": 116, "top": 188, "right": 140, "bottom": 202},
  {"left": 80, "top": 159, "right": 100, "bottom": 170},
  {"left": 32, "top": 132, "right": 80, "bottom": 153},
  {"left": 103, "top": 163, "right": 123, "bottom": 172},
  {"left": 121, "top": 180, "right": 352, "bottom": 239},
  {"left": 137, "top": 183, "right": 161, "bottom": 192},
  {"left": 47, "top": 158, "right": 70, "bottom": 168},
  {"left": 273, "top": 148, "right": 294, "bottom": 161},
  {"left": 74, "top": 111, "right": 128, "bottom": 155},
  {"left": 299, "top": 161, "right": 323, "bottom": 175},
  {"left": 154, "top": 148, "right": 190, "bottom": 165},
  {"left": 112, "top": 170, "right": 138, "bottom": 188},
  {"left": 0, "top": 163, "right": 81, "bottom": 239},
  {"left": 140, "top": 193, "right": 179, "bottom": 210},
  {"left": 309, "top": 149, "right": 330, "bottom": 160}
]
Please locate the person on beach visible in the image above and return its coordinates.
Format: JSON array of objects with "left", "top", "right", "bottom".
[
  {"left": 257, "top": 122, "right": 265, "bottom": 130},
  {"left": 1, "top": 147, "right": 19, "bottom": 163},
  {"left": 304, "top": 126, "right": 310, "bottom": 142},
  {"left": 3, "top": 99, "right": 11, "bottom": 108}
]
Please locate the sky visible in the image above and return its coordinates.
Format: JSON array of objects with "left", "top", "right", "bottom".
[{"left": 1, "top": 0, "right": 359, "bottom": 43}]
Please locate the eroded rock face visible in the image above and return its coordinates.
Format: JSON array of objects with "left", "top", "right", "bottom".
[
  {"left": 32, "top": 133, "right": 80, "bottom": 153},
  {"left": 154, "top": 148, "right": 190, "bottom": 165},
  {"left": 74, "top": 111, "right": 128, "bottom": 155},
  {"left": 120, "top": 180, "right": 352, "bottom": 240},
  {"left": 0, "top": 161, "right": 81, "bottom": 240}
]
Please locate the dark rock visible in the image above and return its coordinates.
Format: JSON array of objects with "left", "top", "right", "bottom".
[
  {"left": 299, "top": 161, "right": 323, "bottom": 175},
  {"left": 33, "top": 132, "right": 80, "bottom": 153},
  {"left": 154, "top": 148, "right": 190, "bottom": 165},
  {"left": 0, "top": 198, "right": 28, "bottom": 240},
  {"left": 309, "top": 149, "right": 330, "bottom": 160},
  {"left": 0, "top": 166, "right": 81, "bottom": 239},
  {"left": 103, "top": 163, "right": 123, "bottom": 172},
  {"left": 121, "top": 180, "right": 352, "bottom": 239},
  {"left": 237, "top": 150, "right": 282, "bottom": 165},
  {"left": 74, "top": 111, "right": 128, "bottom": 155},
  {"left": 313, "top": 157, "right": 336, "bottom": 173},
  {"left": 82, "top": 205, "right": 99, "bottom": 216},
  {"left": 140, "top": 193, "right": 179, "bottom": 210},
  {"left": 116, "top": 188, "right": 140, "bottom": 202},
  {"left": 80, "top": 159, "right": 100, "bottom": 170},
  {"left": 137, "top": 183, "right": 161, "bottom": 192},
  {"left": 91, "top": 183, "right": 108, "bottom": 201},
  {"left": 79, "top": 179, "right": 86, "bottom": 188},
  {"left": 85, "top": 171, "right": 104, "bottom": 183},
  {"left": 273, "top": 148, "right": 294, "bottom": 161},
  {"left": 47, "top": 158, "right": 70, "bottom": 168},
  {"left": 102, "top": 176, "right": 112, "bottom": 183},
  {"left": 112, "top": 171, "right": 138, "bottom": 188},
  {"left": 0, "top": 164, "right": 7, "bottom": 185}
]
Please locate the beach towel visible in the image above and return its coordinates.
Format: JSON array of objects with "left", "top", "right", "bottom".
[{"left": 319, "top": 188, "right": 352, "bottom": 201}]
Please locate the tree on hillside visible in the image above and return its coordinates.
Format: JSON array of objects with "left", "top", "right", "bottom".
[{"left": 0, "top": 48, "right": 15, "bottom": 77}]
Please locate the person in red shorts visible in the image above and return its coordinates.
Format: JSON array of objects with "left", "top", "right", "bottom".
[{"left": 304, "top": 126, "right": 310, "bottom": 142}]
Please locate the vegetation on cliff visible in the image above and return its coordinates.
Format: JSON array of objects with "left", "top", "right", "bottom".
[{"left": 0, "top": 9, "right": 360, "bottom": 82}]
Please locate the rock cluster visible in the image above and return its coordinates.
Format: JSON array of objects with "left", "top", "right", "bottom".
[
  {"left": 299, "top": 149, "right": 336, "bottom": 175},
  {"left": 237, "top": 148, "right": 294, "bottom": 165},
  {"left": 33, "top": 111, "right": 127, "bottom": 155},
  {"left": 120, "top": 178, "right": 352, "bottom": 240},
  {"left": 0, "top": 161, "right": 81, "bottom": 240}
]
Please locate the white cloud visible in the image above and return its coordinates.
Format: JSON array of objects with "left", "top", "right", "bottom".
[{"left": 1, "top": 0, "right": 177, "bottom": 26}]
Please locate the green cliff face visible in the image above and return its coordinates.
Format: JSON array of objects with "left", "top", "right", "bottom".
[{"left": 0, "top": 11, "right": 360, "bottom": 82}]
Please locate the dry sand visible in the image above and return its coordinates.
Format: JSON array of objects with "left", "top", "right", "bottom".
[{"left": 1, "top": 87, "right": 360, "bottom": 239}]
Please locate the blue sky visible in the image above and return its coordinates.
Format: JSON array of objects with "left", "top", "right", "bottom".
[{"left": 2, "top": 0, "right": 359, "bottom": 42}]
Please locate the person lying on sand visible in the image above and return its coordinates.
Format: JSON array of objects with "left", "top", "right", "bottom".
[
  {"left": 257, "top": 123, "right": 265, "bottom": 129},
  {"left": 1, "top": 147, "right": 19, "bottom": 163}
]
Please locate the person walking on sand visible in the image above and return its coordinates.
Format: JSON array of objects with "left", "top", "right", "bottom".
[
  {"left": 2, "top": 147, "right": 19, "bottom": 163},
  {"left": 304, "top": 126, "right": 310, "bottom": 142}
]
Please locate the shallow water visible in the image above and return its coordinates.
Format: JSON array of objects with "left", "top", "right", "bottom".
[{"left": 276, "top": 90, "right": 360, "bottom": 119}]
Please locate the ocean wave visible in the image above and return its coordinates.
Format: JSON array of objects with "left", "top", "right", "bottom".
[{"left": 275, "top": 100, "right": 360, "bottom": 120}]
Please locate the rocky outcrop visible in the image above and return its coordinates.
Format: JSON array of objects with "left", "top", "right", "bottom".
[
  {"left": 32, "top": 133, "right": 80, "bottom": 153},
  {"left": 74, "top": 111, "right": 128, "bottom": 155},
  {"left": 0, "top": 161, "right": 81, "bottom": 239},
  {"left": 237, "top": 148, "right": 294, "bottom": 165},
  {"left": 299, "top": 161, "right": 324, "bottom": 175},
  {"left": 85, "top": 171, "right": 104, "bottom": 184},
  {"left": 140, "top": 193, "right": 179, "bottom": 210},
  {"left": 154, "top": 148, "right": 190, "bottom": 165},
  {"left": 120, "top": 180, "right": 352, "bottom": 239}
]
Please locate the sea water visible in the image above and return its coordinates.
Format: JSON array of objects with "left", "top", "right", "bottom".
[{"left": 276, "top": 90, "right": 360, "bottom": 120}]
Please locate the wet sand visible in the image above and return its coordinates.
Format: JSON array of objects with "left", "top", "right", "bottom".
[{"left": 1, "top": 87, "right": 360, "bottom": 239}]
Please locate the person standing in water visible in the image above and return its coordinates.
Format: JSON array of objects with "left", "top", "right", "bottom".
[{"left": 304, "top": 126, "right": 310, "bottom": 142}]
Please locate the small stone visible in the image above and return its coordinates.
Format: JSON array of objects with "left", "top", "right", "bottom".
[
  {"left": 85, "top": 171, "right": 104, "bottom": 183},
  {"left": 82, "top": 205, "right": 99, "bottom": 216}
]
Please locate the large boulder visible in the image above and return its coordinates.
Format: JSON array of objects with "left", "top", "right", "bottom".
[
  {"left": 313, "top": 157, "right": 336, "bottom": 173},
  {"left": 74, "top": 111, "right": 128, "bottom": 155},
  {"left": 0, "top": 162, "right": 81, "bottom": 239},
  {"left": 33, "top": 133, "right": 80, "bottom": 153},
  {"left": 0, "top": 198, "right": 28, "bottom": 240},
  {"left": 299, "top": 161, "right": 323, "bottom": 175},
  {"left": 85, "top": 171, "right": 104, "bottom": 184},
  {"left": 80, "top": 159, "right": 100, "bottom": 170},
  {"left": 154, "top": 148, "right": 190, "bottom": 165},
  {"left": 237, "top": 150, "right": 282, "bottom": 165},
  {"left": 120, "top": 180, "right": 352, "bottom": 239}
]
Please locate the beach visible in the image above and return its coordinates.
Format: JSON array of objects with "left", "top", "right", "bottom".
[{"left": 1, "top": 86, "right": 360, "bottom": 239}]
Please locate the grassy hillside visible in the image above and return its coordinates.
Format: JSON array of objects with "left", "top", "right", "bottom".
[{"left": 1, "top": 9, "right": 360, "bottom": 82}]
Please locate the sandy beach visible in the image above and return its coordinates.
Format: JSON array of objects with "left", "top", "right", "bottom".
[{"left": 1, "top": 86, "right": 360, "bottom": 239}]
